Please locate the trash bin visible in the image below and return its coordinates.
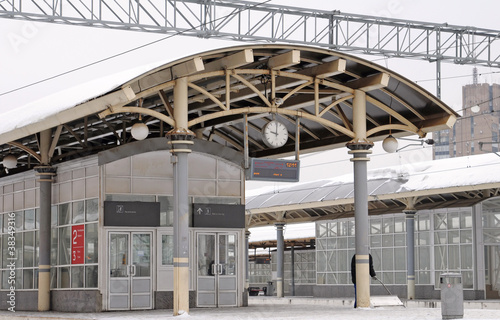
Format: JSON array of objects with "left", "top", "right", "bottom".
[
  {"left": 440, "top": 273, "right": 463, "bottom": 319},
  {"left": 266, "top": 281, "right": 274, "bottom": 296}
]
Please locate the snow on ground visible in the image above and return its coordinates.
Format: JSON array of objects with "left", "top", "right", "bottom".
[{"left": 2, "top": 299, "right": 500, "bottom": 320}]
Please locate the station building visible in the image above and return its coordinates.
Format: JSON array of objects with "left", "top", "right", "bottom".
[{"left": 0, "top": 44, "right": 457, "bottom": 312}]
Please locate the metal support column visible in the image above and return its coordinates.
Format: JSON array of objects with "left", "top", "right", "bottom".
[
  {"left": 291, "top": 246, "right": 295, "bottom": 296},
  {"left": 404, "top": 209, "right": 417, "bottom": 300},
  {"left": 167, "top": 76, "right": 194, "bottom": 316},
  {"left": 245, "top": 230, "right": 251, "bottom": 299},
  {"left": 346, "top": 89, "right": 373, "bottom": 308},
  {"left": 275, "top": 222, "right": 285, "bottom": 298},
  {"left": 35, "top": 165, "right": 56, "bottom": 311}
]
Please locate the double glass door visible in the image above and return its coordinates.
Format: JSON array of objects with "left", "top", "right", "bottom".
[
  {"left": 197, "top": 232, "right": 238, "bottom": 307},
  {"left": 108, "top": 231, "right": 153, "bottom": 310}
]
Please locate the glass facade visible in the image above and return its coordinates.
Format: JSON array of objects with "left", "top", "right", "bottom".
[{"left": 316, "top": 209, "right": 475, "bottom": 289}]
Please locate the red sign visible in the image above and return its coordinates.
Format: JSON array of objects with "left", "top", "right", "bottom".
[{"left": 71, "top": 224, "right": 85, "bottom": 264}]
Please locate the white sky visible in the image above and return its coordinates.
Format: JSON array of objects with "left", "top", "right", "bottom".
[{"left": 0, "top": 0, "right": 499, "bottom": 189}]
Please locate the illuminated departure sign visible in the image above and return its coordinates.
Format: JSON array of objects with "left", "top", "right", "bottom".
[{"left": 246, "top": 158, "right": 300, "bottom": 182}]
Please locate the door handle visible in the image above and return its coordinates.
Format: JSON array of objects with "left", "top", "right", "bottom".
[
  {"left": 218, "top": 264, "right": 223, "bottom": 275},
  {"left": 130, "top": 264, "right": 136, "bottom": 277}
]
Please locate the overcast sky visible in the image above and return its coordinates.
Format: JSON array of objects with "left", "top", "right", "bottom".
[{"left": 0, "top": 0, "right": 499, "bottom": 187}]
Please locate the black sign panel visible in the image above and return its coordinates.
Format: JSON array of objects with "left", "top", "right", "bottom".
[
  {"left": 104, "top": 201, "right": 160, "bottom": 227},
  {"left": 246, "top": 158, "right": 300, "bottom": 182},
  {"left": 192, "top": 203, "right": 245, "bottom": 228}
]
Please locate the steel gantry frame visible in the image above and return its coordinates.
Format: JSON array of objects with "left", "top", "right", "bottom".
[{"left": 1, "top": 0, "right": 500, "bottom": 69}]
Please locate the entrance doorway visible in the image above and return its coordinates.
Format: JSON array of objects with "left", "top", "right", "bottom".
[
  {"left": 196, "top": 232, "right": 238, "bottom": 307},
  {"left": 108, "top": 231, "right": 153, "bottom": 310},
  {"left": 485, "top": 245, "right": 500, "bottom": 299}
]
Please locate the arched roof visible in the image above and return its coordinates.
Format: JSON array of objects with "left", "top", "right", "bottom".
[{"left": 0, "top": 44, "right": 458, "bottom": 176}]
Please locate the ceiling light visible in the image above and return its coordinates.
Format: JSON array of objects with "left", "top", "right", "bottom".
[
  {"left": 382, "top": 135, "right": 398, "bottom": 153},
  {"left": 131, "top": 123, "right": 149, "bottom": 141},
  {"left": 3, "top": 154, "right": 17, "bottom": 169}
]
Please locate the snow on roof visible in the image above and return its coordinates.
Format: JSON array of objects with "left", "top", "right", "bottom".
[{"left": 247, "top": 153, "right": 500, "bottom": 241}]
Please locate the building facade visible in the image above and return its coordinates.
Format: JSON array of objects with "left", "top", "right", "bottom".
[{"left": 0, "top": 140, "right": 247, "bottom": 311}]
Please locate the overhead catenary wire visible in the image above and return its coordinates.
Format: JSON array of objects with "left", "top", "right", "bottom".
[{"left": 0, "top": 0, "right": 273, "bottom": 98}]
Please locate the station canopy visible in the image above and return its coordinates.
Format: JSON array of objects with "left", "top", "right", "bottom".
[{"left": 0, "top": 43, "right": 458, "bottom": 178}]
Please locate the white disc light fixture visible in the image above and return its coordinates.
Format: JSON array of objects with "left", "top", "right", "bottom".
[
  {"left": 3, "top": 154, "right": 17, "bottom": 169},
  {"left": 382, "top": 135, "right": 398, "bottom": 153},
  {"left": 131, "top": 123, "right": 149, "bottom": 140}
]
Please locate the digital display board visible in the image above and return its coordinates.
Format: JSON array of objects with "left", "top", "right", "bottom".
[{"left": 246, "top": 158, "right": 300, "bottom": 182}]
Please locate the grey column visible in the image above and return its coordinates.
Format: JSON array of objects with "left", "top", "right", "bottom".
[
  {"left": 291, "top": 246, "right": 295, "bottom": 296},
  {"left": 35, "top": 166, "right": 56, "bottom": 311},
  {"left": 275, "top": 222, "right": 285, "bottom": 297},
  {"left": 404, "top": 209, "right": 417, "bottom": 300},
  {"left": 245, "top": 230, "right": 250, "bottom": 295},
  {"left": 169, "top": 140, "right": 192, "bottom": 315},
  {"left": 168, "top": 76, "right": 194, "bottom": 316}
]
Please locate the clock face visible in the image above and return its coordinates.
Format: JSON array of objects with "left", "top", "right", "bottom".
[{"left": 262, "top": 120, "right": 288, "bottom": 148}]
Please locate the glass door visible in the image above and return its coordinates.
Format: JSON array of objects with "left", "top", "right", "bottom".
[
  {"left": 108, "top": 231, "right": 153, "bottom": 310},
  {"left": 197, "top": 232, "right": 238, "bottom": 307}
]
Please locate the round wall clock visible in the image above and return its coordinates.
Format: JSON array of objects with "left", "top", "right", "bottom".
[{"left": 262, "top": 120, "right": 288, "bottom": 148}]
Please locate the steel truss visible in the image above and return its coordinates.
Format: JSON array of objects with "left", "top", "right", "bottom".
[{"left": 1, "top": 0, "right": 499, "bottom": 68}]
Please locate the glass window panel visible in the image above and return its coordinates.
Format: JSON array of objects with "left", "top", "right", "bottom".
[
  {"left": 71, "top": 266, "right": 84, "bottom": 288},
  {"left": 370, "top": 235, "right": 382, "bottom": 247},
  {"left": 50, "top": 229, "right": 58, "bottom": 265},
  {"left": 35, "top": 230, "right": 39, "bottom": 266},
  {"left": 434, "top": 246, "right": 447, "bottom": 270},
  {"left": 59, "top": 267, "right": 70, "bottom": 288},
  {"left": 461, "top": 245, "right": 473, "bottom": 269},
  {"left": 462, "top": 271, "right": 474, "bottom": 289},
  {"left": 159, "top": 196, "right": 173, "bottom": 227},
  {"left": 460, "top": 212, "right": 473, "bottom": 228},
  {"left": 23, "top": 269, "right": 33, "bottom": 289},
  {"left": 338, "top": 221, "right": 348, "bottom": 236},
  {"left": 347, "top": 221, "right": 355, "bottom": 236},
  {"left": 418, "top": 246, "right": 431, "bottom": 270},
  {"left": 435, "top": 231, "right": 447, "bottom": 245},
  {"left": 328, "top": 222, "right": 338, "bottom": 237},
  {"left": 72, "top": 201, "right": 85, "bottom": 224},
  {"left": 370, "top": 219, "right": 382, "bottom": 234},
  {"left": 85, "top": 265, "right": 98, "bottom": 288},
  {"left": 50, "top": 268, "right": 57, "bottom": 289},
  {"left": 395, "top": 272, "right": 406, "bottom": 284},
  {"left": 0, "top": 213, "right": 2, "bottom": 233},
  {"left": 327, "top": 238, "right": 337, "bottom": 250},
  {"left": 383, "top": 218, "right": 394, "bottom": 233},
  {"left": 3, "top": 214, "right": 8, "bottom": 233},
  {"left": 448, "top": 212, "right": 460, "bottom": 229},
  {"left": 448, "top": 231, "right": 460, "bottom": 244},
  {"left": 2, "top": 234, "right": 8, "bottom": 269},
  {"left": 317, "top": 273, "right": 325, "bottom": 285},
  {"left": 317, "top": 238, "right": 326, "bottom": 250},
  {"left": 15, "top": 232, "right": 23, "bottom": 267},
  {"left": 1, "top": 270, "right": 9, "bottom": 289},
  {"left": 316, "top": 223, "right": 327, "bottom": 238},
  {"left": 435, "top": 213, "right": 447, "bottom": 230},
  {"left": 161, "top": 234, "right": 173, "bottom": 265},
  {"left": 24, "top": 209, "right": 35, "bottom": 230},
  {"left": 34, "top": 269, "right": 38, "bottom": 289},
  {"left": 132, "top": 234, "right": 151, "bottom": 277},
  {"left": 23, "top": 231, "right": 34, "bottom": 268},
  {"left": 418, "top": 214, "right": 430, "bottom": 231},
  {"left": 85, "top": 223, "right": 98, "bottom": 264},
  {"left": 347, "top": 236, "right": 355, "bottom": 248},
  {"left": 382, "top": 248, "right": 394, "bottom": 270},
  {"left": 51, "top": 205, "right": 57, "bottom": 227},
  {"left": 448, "top": 246, "right": 460, "bottom": 270},
  {"left": 394, "top": 217, "right": 405, "bottom": 233},
  {"left": 394, "top": 234, "right": 405, "bottom": 246},
  {"left": 418, "top": 271, "right": 431, "bottom": 284},
  {"left": 58, "top": 203, "right": 71, "bottom": 226},
  {"left": 460, "top": 230, "right": 473, "bottom": 243},
  {"left": 371, "top": 249, "right": 382, "bottom": 271},
  {"left": 382, "top": 234, "right": 394, "bottom": 247},
  {"left": 418, "top": 231, "right": 430, "bottom": 245},
  {"left": 15, "top": 211, "right": 23, "bottom": 231},
  {"left": 317, "top": 251, "right": 326, "bottom": 272},
  {"left": 59, "top": 227, "right": 71, "bottom": 265},
  {"left": 85, "top": 199, "right": 99, "bottom": 222},
  {"left": 394, "top": 248, "right": 406, "bottom": 270}
]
